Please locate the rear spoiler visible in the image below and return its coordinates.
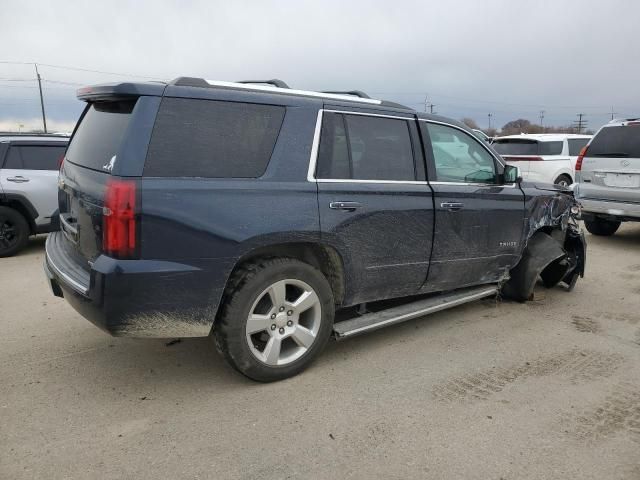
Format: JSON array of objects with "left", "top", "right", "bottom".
[{"left": 76, "top": 81, "right": 167, "bottom": 102}]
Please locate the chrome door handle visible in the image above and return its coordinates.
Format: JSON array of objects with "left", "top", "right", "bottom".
[
  {"left": 330, "top": 201, "right": 363, "bottom": 211},
  {"left": 7, "top": 176, "right": 30, "bottom": 183},
  {"left": 441, "top": 202, "right": 464, "bottom": 211}
]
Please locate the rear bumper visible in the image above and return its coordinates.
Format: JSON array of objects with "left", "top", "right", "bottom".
[
  {"left": 44, "top": 232, "right": 233, "bottom": 337},
  {"left": 578, "top": 197, "right": 640, "bottom": 221}
]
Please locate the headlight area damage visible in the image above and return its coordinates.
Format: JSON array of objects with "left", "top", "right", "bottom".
[{"left": 502, "top": 186, "right": 586, "bottom": 302}]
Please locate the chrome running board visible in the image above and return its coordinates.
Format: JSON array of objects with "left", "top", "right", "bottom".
[{"left": 333, "top": 285, "right": 498, "bottom": 339}]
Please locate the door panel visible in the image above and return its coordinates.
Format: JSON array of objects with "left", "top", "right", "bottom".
[
  {"left": 0, "top": 168, "right": 58, "bottom": 225},
  {"left": 420, "top": 121, "right": 525, "bottom": 291},
  {"left": 426, "top": 184, "right": 524, "bottom": 292},
  {"left": 318, "top": 182, "right": 434, "bottom": 304}
]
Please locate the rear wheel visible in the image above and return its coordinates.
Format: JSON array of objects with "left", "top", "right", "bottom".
[
  {"left": 0, "top": 206, "right": 29, "bottom": 257},
  {"left": 584, "top": 218, "right": 620, "bottom": 236},
  {"left": 214, "top": 258, "right": 335, "bottom": 382},
  {"left": 554, "top": 174, "right": 572, "bottom": 187}
]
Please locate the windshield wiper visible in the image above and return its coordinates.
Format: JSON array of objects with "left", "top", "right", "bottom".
[{"left": 592, "top": 152, "right": 629, "bottom": 157}]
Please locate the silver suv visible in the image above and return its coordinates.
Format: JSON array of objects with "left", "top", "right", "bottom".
[
  {"left": 0, "top": 134, "right": 68, "bottom": 256},
  {"left": 575, "top": 119, "right": 640, "bottom": 235}
]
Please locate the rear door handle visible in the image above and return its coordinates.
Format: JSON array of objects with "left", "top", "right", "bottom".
[
  {"left": 330, "top": 201, "right": 363, "bottom": 211},
  {"left": 440, "top": 202, "right": 464, "bottom": 211},
  {"left": 7, "top": 176, "right": 30, "bottom": 183}
]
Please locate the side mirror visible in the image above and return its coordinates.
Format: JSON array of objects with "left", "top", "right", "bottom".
[{"left": 503, "top": 164, "right": 522, "bottom": 184}]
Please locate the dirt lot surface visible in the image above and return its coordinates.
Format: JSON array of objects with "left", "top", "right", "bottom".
[{"left": 2, "top": 225, "right": 640, "bottom": 479}]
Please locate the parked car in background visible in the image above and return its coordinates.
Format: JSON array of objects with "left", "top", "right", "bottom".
[
  {"left": 492, "top": 134, "right": 591, "bottom": 186},
  {"left": 44, "top": 78, "right": 585, "bottom": 382},
  {"left": 0, "top": 134, "right": 68, "bottom": 257},
  {"left": 574, "top": 118, "right": 640, "bottom": 236}
]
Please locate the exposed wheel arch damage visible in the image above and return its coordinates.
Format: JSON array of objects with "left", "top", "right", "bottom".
[{"left": 503, "top": 188, "right": 586, "bottom": 301}]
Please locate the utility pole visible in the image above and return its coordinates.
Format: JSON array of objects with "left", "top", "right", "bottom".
[
  {"left": 610, "top": 107, "right": 617, "bottom": 121},
  {"left": 573, "top": 113, "right": 586, "bottom": 134},
  {"left": 487, "top": 113, "right": 493, "bottom": 130},
  {"left": 34, "top": 63, "right": 47, "bottom": 133},
  {"left": 539, "top": 110, "right": 545, "bottom": 128},
  {"left": 424, "top": 95, "right": 436, "bottom": 114}
]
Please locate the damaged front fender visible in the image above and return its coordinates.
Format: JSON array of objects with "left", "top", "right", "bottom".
[{"left": 503, "top": 184, "right": 586, "bottom": 301}]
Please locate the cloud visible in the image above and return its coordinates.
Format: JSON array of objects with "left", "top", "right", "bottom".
[{"left": 0, "top": 0, "right": 638, "bottom": 130}]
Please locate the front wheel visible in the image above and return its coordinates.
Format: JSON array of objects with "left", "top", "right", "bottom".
[
  {"left": 214, "top": 258, "right": 335, "bottom": 382},
  {"left": 0, "top": 206, "right": 29, "bottom": 257},
  {"left": 584, "top": 218, "right": 620, "bottom": 236}
]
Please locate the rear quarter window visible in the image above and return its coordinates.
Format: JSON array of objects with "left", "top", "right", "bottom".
[
  {"left": 144, "top": 98, "right": 285, "bottom": 178},
  {"left": 493, "top": 139, "right": 562, "bottom": 156}
]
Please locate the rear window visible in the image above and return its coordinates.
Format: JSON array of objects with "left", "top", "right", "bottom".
[
  {"left": 493, "top": 139, "right": 563, "bottom": 156},
  {"left": 65, "top": 100, "right": 136, "bottom": 172},
  {"left": 4, "top": 145, "right": 66, "bottom": 170},
  {"left": 568, "top": 138, "right": 590, "bottom": 156},
  {"left": 144, "top": 98, "right": 285, "bottom": 178},
  {"left": 587, "top": 126, "right": 640, "bottom": 158}
]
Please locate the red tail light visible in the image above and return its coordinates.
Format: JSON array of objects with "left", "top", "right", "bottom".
[
  {"left": 103, "top": 179, "right": 137, "bottom": 258},
  {"left": 575, "top": 146, "right": 588, "bottom": 171},
  {"left": 58, "top": 155, "right": 65, "bottom": 170}
]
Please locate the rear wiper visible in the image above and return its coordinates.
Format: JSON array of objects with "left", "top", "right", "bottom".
[{"left": 592, "top": 152, "right": 629, "bottom": 157}]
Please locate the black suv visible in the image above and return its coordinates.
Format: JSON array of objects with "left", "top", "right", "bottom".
[{"left": 44, "top": 78, "right": 585, "bottom": 381}]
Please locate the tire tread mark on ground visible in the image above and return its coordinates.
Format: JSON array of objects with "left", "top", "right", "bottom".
[
  {"left": 571, "top": 315, "right": 601, "bottom": 333},
  {"left": 571, "top": 383, "right": 640, "bottom": 444},
  {"left": 433, "top": 350, "right": 624, "bottom": 402}
]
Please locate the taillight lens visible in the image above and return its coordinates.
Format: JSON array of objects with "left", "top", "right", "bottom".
[
  {"left": 103, "top": 179, "right": 137, "bottom": 258},
  {"left": 58, "top": 155, "right": 65, "bottom": 170},
  {"left": 575, "top": 146, "right": 588, "bottom": 171}
]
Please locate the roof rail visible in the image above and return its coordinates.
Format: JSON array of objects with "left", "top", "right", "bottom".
[
  {"left": 321, "top": 90, "right": 371, "bottom": 99},
  {"left": 237, "top": 79, "right": 290, "bottom": 89}
]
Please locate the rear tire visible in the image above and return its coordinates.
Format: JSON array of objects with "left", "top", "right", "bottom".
[
  {"left": 584, "top": 218, "right": 620, "bottom": 236},
  {"left": 214, "top": 258, "right": 335, "bottom": 382},
  {"left": 554, "top": 174, "right": 572, "bottom": 187},
  {"left": 0, "top": 206, "right": 29, "bottom": 257}
]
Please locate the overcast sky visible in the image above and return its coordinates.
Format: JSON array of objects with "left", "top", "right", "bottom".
[{"left": 1, "top": 0, "right": 638, "bottom": 132}]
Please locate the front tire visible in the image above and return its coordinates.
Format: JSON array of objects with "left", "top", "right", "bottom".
[
  {"left": 0, "top": 206, "right": 29, "bottom": 257},
  {"left": 584, "top": 218, "right": 620, "bottom": 236},
  {"left": 214, "top": 258, "right": 335, "bottom": 382}
]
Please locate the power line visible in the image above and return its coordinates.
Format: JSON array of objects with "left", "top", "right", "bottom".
[{"left": 0, "top": 60, "right": 162, "bottom": 79}]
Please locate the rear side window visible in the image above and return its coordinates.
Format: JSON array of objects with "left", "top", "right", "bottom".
[
  {"left": 316, "top": 112, "right": 416, "bottom": 181},
  {"left": 493, "top": 139, "right": 562, "bottom": 156},
  {"left": 587, "top": 126, "right": 640, "bottom": 158},
  {"left": 65, "top": 100, "right": 136, "bottom": 172},
  {"left": 144, "top": 98, "right": 285, "bottom": 178},
  {"left": 568, "top": 138, "right": 590, "bottom": 156},
  {"left": 4, "top": 145, "right": 66, "bottom": 170}
]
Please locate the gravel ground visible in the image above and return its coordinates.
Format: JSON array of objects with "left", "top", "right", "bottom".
[{"left": 1, "top": 225, "right": 639, "bottom": 479}]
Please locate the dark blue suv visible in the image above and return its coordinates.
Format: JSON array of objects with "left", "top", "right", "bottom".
[{"left": 44, "top": 78, "right": 585, "bottom": 381}]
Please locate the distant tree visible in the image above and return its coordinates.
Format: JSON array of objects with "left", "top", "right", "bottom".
[
  {"left": 461, "top": 118, "right": 479, "bottom": 130},
  {"left": 485, "top": 128, "right": 498, "bottom": 137},
  {"left": 501, "top": 119, "right": 532, "bottom": 135}
]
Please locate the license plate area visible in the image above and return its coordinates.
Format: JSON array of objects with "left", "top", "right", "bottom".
[{"left": 604, "top": 173, "right": 640, "bottom": 188}]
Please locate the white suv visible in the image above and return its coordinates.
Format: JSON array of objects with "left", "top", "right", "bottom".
[
  {"left": 574, "top": 118, "right": 640, "bottom": 236},
  {"left": 0, "top": 134, "right": 68, "bottom": 256},
  {"left": 492, "top": 134, "right": 591, "bottom": 186}
]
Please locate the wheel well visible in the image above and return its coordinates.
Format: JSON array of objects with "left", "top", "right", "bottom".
[
  {"left": 229, "top": 242, "right": 346, "bottom": 306},
  {"left": 555, "top": 173, "right": 573, "bottom": 183},
  {"left": 0, "top": 199, "right": 35, "bottom": 234}
]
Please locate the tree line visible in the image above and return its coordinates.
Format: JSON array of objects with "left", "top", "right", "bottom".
[{"left": 461, "top": 118, "right": 594, "bottom": 136}]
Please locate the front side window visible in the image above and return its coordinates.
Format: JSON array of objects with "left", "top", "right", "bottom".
[
  {"left": 426, "top": 123, "right": 497, "bottom": 183},
  {"left": 316, "top": 112, "right": 416, "bottom": 181}
]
